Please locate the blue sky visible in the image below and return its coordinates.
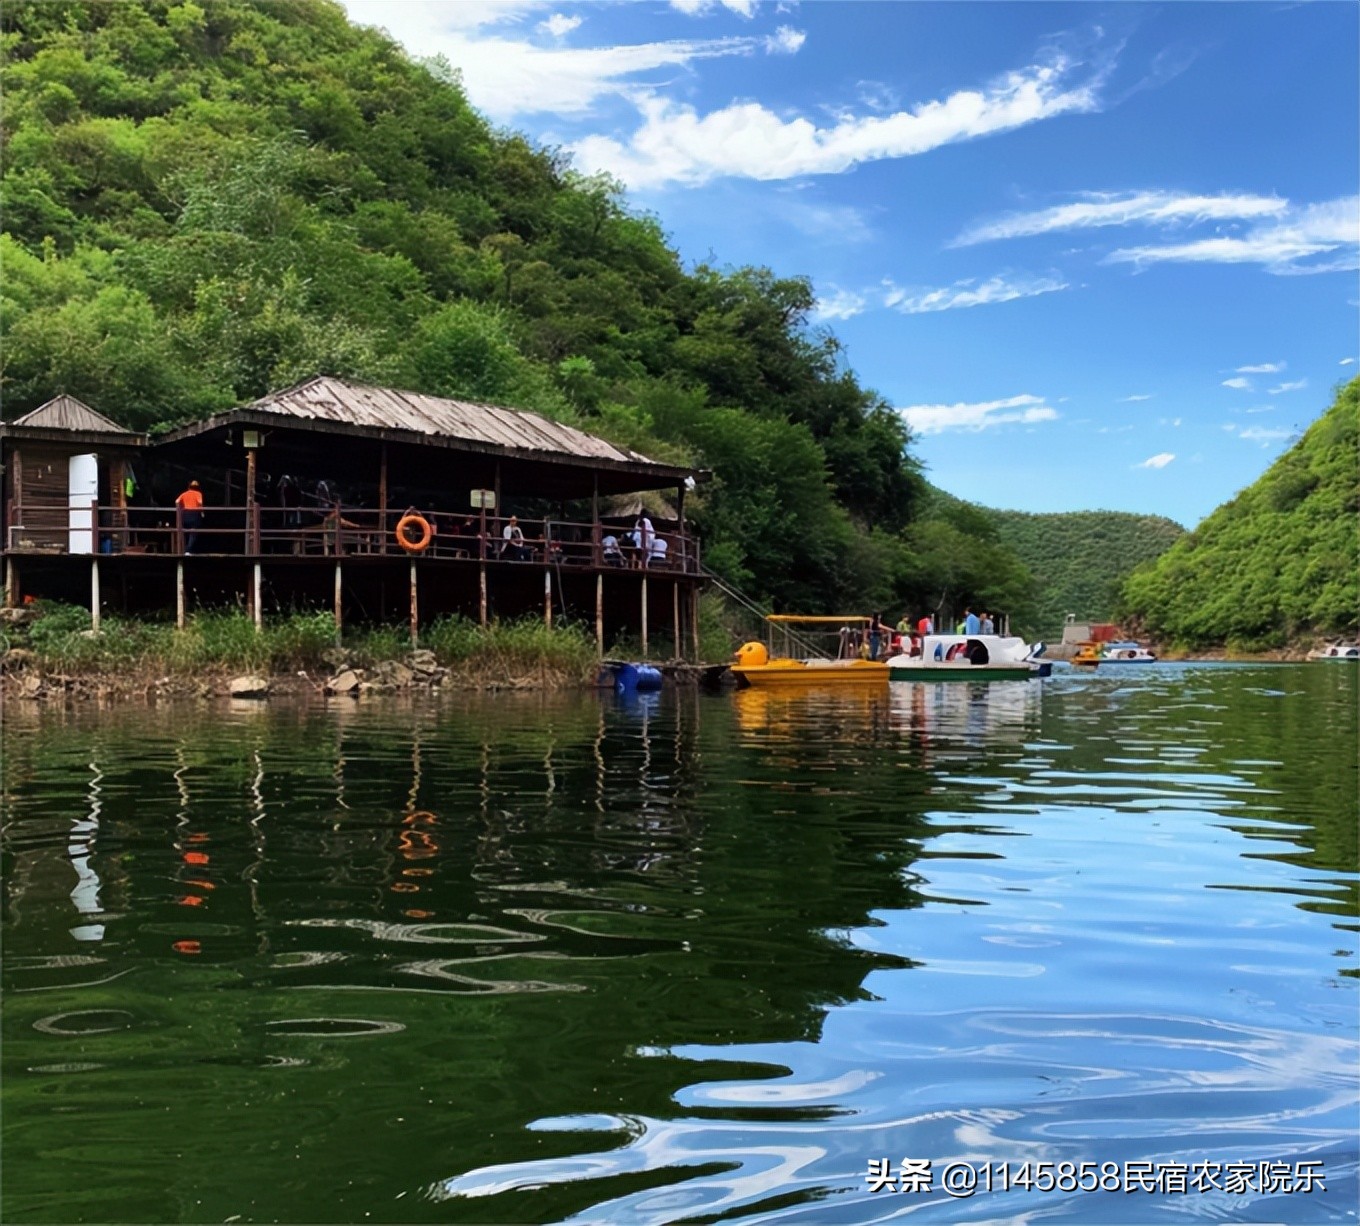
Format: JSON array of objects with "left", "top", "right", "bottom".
[{"left": 340, "top": 0, "right": 1358, "bottom": 527}]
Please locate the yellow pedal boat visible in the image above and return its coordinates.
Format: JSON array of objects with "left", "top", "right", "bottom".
[{"left": 729, "top": 616, "right": 891, "bottom": 688}]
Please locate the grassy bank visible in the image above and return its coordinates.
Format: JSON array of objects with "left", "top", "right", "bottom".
[{"left": 2, "top": 603, "right": 602, "bottom": 696}]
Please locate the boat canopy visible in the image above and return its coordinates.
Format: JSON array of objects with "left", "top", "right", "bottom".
[{"left": 765, "top": 614, "right": 874, "bottom": 624}]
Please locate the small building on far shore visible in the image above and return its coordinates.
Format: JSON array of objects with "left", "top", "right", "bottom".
[{"left": 2, "top": 376, "right": 708, "bottom": 656}]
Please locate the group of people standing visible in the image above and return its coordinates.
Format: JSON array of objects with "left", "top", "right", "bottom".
[{"left": 850, "top": 607, "right": 1001, "bottom": 661}]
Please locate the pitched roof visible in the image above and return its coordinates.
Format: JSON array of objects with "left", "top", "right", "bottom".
[
  {"left": 240, "top": 376, "right": 667, "bottom": 469},
  {"left": 10, "top": 395, "right": 137, "bottom": 436}
]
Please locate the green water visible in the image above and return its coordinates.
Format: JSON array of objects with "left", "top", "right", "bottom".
[{"left": 2, "top": 664, "right": 1356, "bottom": 1224}]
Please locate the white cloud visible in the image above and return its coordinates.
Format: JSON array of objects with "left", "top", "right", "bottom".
[
  {"left": 1221, "top": 377, "right": 1252, "bottom": 390},
  {"left": 1243, "top": 404, "right": 1276, "bottom": 414},
  {"left": 1158, "top": 416, "right": 1182, "bottom": 427},
  {"left": 670, "top": 0, "right": 757, "bottom": 15},
  {"left": 1107, "top": 196, "right": 1360, "bottom": 276},
  {"left": 810, "top": 288, "right": 868, "bottom": 321},
  {"left": 1120, "top": 393, "right": 1153, "bottom": 402},
  {"left": 1222, "top": 423, "right": 1237, "bottom": 432},
  {"left": 897, "top": 394, "right": 1059, "bottom": 435},
  {"left": 569, "top": 53, "right": 1101, "bottom": 187},
  {"left": 342, "top": 0, "right": 780, "bottom": 119},
  {"left": 764, "top": 25, "right": 805, "bottom": 54},
  {"left": 1236, "top": 362, "right": 1283, "bottom": 374},
  {"left": 537, "top": 12, "right": 582, "bottom": 37},
  {"left": 952, "top": 190, "right": 1287, "bottom": 247},
  {"left": 1136, "top": 452, "right": 1176, "bottom": 469},
  {"left": 1239, "top": 426, "right": 1292, "bottom": 443},
  {"left": 1341, "top": 357, "right": 1357, "bottom": 365},
  {"left": 1269, "top": 379, "right": 1308, "bottom": 394},
  {"left": 883, "top": 273, "right": 1067, "bottom": 314}
]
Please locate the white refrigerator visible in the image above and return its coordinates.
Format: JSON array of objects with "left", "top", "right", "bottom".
[{"left": 68, "top": 452, "right": 98, "bottom": 554}]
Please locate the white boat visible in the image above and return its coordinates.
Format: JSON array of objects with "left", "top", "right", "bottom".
[
  {"left": 886, "top": 634, "right": 1050, "bottom": 681},
  {"left": 1307, "top": 641, "right": 1360, "bottom": 661},
  {"left": 1098, "top": 640, "right": 1158, "bottom": 663}
]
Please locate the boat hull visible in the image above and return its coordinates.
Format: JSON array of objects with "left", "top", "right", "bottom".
[
  {"left": 889, "top": 665, "right": 1037, "bottom": 682},
  {"left": 732, "top": 660, "right": 888, "bottom": 687}
]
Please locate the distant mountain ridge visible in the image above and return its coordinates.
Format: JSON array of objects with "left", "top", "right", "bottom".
[
  {"left": 918, "top": 485, "right": 1185, "bottom": 638},
  {"left": 1122, "top": 379, "right": 1359, "bottom": 650}
]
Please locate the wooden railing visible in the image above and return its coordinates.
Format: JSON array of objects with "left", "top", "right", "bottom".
[{"left": 4, "top": 505, "right": 702, "bottom": 574}]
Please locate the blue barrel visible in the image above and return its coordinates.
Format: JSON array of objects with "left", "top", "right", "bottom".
[{"left": 634, "top": 665, "right": 663, "bottom": 692}]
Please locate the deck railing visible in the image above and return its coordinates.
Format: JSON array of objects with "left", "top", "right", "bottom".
[{"left": 3, "top": 504, "right": 701, "bottom": 574}]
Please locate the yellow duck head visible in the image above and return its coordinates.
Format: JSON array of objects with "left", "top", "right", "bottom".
[{"left": 734, "top": 641, "right": 770, "bottom": 667}]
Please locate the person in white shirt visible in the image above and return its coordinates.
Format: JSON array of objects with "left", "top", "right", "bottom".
[
  {"left": 646, "top": 536, "right": 668, "bottom": 567},
  {"left": 602, "top": 534, "right": 624, "bottom": 567},
  {"left": 635, "top": 516, "right": 654, "bottom": 555},
  {"left": 501, "top": 515, "right": 528, "bottom": 561}
]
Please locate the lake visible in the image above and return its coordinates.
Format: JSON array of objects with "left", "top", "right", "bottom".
[{"left": 2, "top": 664, "right": 1356, "bottom": 1224}]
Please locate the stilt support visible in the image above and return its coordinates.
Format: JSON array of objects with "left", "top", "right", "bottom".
[
  {"left": 479, "top": 562, "right": 487, "bottom": 628},
  {"left": 640, "top": 575, "right": 648, "bottom": 659},
  {"left": 176, "top": 562, "right": 186, "bottom": 630},
  {"left": 253, "top": 563, "right": 263, "bottom": 632},
  {"left": 333, "top": 562, "right": 343, "bottom": 643},
  {"left": 691, "top": 587, "right": 700, "bottom": 662},
  {"left": 544, "top": 568, "right": 552, "bottom": 628},
  {"left": 5, "top": 556, "right": 16, "bottom": 609},
  {"left": 409, "top": 558, "right": 419, "bottom": 646},
  {"left": 90, "top": 559, "right": 101, "bottom": 633},
  {"left": 673, "top": 582, "right": 680, "bottom": 661},
  {"left": 595, "top": 573, "right": 604, "bottom": 657}
]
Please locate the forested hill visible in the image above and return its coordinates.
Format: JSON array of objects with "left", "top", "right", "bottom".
[
  {"left": 990, "top": 509, "right": 1184, "bottom": 638},
  {"left": 1, "top": 0, "right": 1046, "bottom": 620},
  {"left": 1123, "top": 379, "right": 1359, "bottom": 650},
  {"left": 917, "top": 486, "right": 1183, "bottom": 638}
]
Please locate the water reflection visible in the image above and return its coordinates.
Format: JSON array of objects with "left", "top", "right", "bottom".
[{"left": 1, "top": 666, "right": 1355, "bottom": 1224}]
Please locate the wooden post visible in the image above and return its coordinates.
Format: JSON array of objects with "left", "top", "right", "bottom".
[
  {"left": 591, "top": 473, "right": 600, "bottom": 565},
  {"left": 4, "top": 556, "right": 15, "bottom": 608},
  {"left": 640, "top": 574, "right": 648, "bottom": 659},
  {"left": 595, "top": 572, "right": 604, "bottom": 657},
  {"left": 176, "top": 562, "right": 186, "bottom": 630},
  {"left": 673, "top": 581, "right": 680, "bottom": 661},
  {"left": 479, "top": 562, "right": 487, "bottom": 627},
  {"left": 252, "top": 563, "right": 263, "bottom": 632},
  {"left": 246, "top": 447, "right": 258, "bottom": 554},
  {"left": 90, "top": 558, "right": 100, "bottom": 633},
  {"left": 378, "top": 443, "right": 388, "bottom": 556},
  {"left": 113, "top": 458, "right": 128, "bottom": 551},
  {"left": 409, "top": 557, "right": 418, "bottom": 646},
  {"left": 334, "top": 562, "right": 343, "bottom": 643},
  {"left": 90, "top": 497, "right": 99, "bottom": 556},
  {"left": 544, "top": 568, "right": 552, "bottom": 628},
  {"left": 691, "top": 586, "right": 700, "bottom": 661}
]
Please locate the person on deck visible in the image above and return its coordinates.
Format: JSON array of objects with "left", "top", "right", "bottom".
[
  {"left": 981, "top": 612, "right": 995, "bottom": 635},
  {"left": 175, "top": 480, "right": 204, "bottom": 554},
  {"left": 602, "top": 534, "right": 625, "bottom": 567},
  {"left": 964, "top": 607, "right": 981, "bottom": 635},
  {"left": 646, "top": 535, "right": 668, "bottom": 567},
  {"left": 501, "top": 516, "right": 528, "bottom": 561},
  {"left": 917, "top": 614, "right": 933, "bottom": 638}
]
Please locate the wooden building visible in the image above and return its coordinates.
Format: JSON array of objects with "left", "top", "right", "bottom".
[{"left": 2, "top": 377, "right": 708, "bottom": 656}]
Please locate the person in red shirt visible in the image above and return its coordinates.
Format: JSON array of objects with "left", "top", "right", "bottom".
[{"left": 175, "top": 480, "right": 204, "bottom": 553}]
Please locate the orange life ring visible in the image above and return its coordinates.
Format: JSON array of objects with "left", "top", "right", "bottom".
[{"left": 396, "top": 514, "right": 432, "bottom": 553}]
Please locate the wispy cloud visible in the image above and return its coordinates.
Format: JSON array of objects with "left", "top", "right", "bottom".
[
  {"left": 952, "top": 190, "right": 1287, "bottom": 247},
  {"left": 1342, "top": 357, "right": 1357, "bottom": 366},
  {"left": 1236, "top": 361, "right": 1284, "bottom": 374},
  {"left": 342, "top": 0, "right": 791, "bottom": 119},
  {"left": 1239, "top": 426, "right": 1292, "bottom": 443},
  {"left": 883, "top": 273, "right": 1068, "bottom": 314},
  {"left": 1269, "top": 379, "right": 1307, "bottom": 394},
  {"left": 1221, "top": 377, "right": 1252, "bottom": 390},
  {"left": 764, "top": 25, "right": 804, "bottom": 53},
  {"left": 569, "top": 52, "right": 1102, "bottom": 187},
  {"left": 1242, "top": 404, "right": 1276, "bottom": 414},
  {"left": 670, "top": 0, "right": 756, "bottom": 15},
  {"left": 1136, "top": 452, "right": 1176, "bottom": 469},
  {"left": 537, "top": 12, "right": 582, "bottom": 38},
  {"left": 897, "top": 393, "right": 1059, "bottom": 435},
  {"left": 1120, "top": 393, "right": 1153, "bottom": 402},
  {"left": 1107, "top": 196, "right": 1360, "bottom": 276},
  {"left": 810, "top": 288, "right": 868, "bottom": 322}
]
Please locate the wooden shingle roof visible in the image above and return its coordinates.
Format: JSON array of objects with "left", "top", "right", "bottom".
[{"left": 11, "top": 395, "right": 134, "bottom": 435}]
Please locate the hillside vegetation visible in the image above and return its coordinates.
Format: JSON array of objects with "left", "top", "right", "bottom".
[
  {"left": 990, "top": 509, "right": 1184, "bottom": 638},
  {"left": 1123, "top": 379, "right": 1359, "bottom": 649},
  {"left": 0, "top": 0, "right": 1040, "bottom": 622}
]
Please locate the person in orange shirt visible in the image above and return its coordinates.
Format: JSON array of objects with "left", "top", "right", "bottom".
[{"left": 175, "top": 480, "right": 204, "bottom": 554}]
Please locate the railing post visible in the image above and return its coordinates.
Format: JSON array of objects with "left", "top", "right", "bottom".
[
  {"left": 175, "top": 507, "right": 184, "bottom": 556},
  {"left": 332, "top": 500, "right": 341, "bottom": 556},
  {"left": 90, "top": 498, "right": 99, "bottom": 556},
  {"left": 251, "top": 501, "right": 261, "bottom": 556}
]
